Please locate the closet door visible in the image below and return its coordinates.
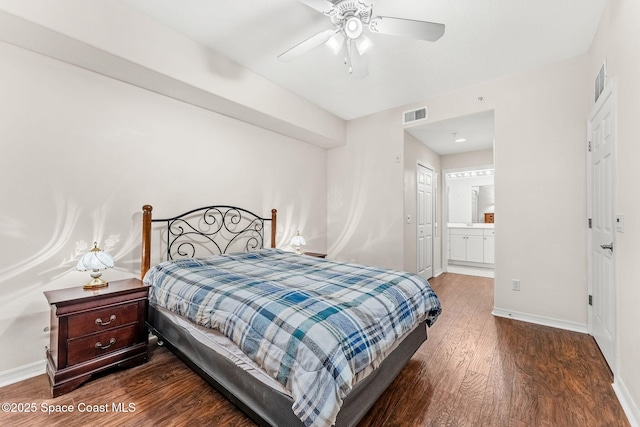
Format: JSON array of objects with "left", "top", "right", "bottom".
[{"left": 417, "top": 164, "right": 434, "bottom": 279}]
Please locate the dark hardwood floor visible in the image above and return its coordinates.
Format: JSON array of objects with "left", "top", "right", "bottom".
[{"left": 0, "top": 273, "right": 629, "bottom": 426}]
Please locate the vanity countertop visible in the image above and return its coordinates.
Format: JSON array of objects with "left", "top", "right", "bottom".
[{"left": 448, "top": 223, "right": 495, "bottom": 229}]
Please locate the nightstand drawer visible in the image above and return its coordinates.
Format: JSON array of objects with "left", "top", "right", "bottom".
[
  {"left": 67, "top": 324, "right": 139, "bottom": 366},
  {"left": 45, "top": 278, "right": 148, "bottom": 397},
  {"left": 68, "top": 302, "right": 139, "bottom": 338}
]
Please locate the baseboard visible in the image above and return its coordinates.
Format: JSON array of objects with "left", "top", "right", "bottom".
[
  {"left": 0, "top": 359, "right": 46, "bottom": 388},
  {"left": 613, "top": 377, "right": 640, "bottom": 427},
  {"left": 492, "top": 307, "right": 589, "bottom": 334},
  {"left": 433, "top": 268, "right": 443, "bottom": 278}
]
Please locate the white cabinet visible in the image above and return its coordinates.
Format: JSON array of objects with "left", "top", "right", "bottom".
[
  {"left": 448, "top": 227, "right": 494, "bottom": 265},
  {"left": 449, "top": 234, "right": 466, "bottom": 261},
  {"left": 483, "top": 229, "right": 495, "bottom": 264},
  {"left": 449, "top": 228, "right": 484, "bottom": 263},
  {"left": 466, "top": 234, "right": 485, "bottom": 263}
]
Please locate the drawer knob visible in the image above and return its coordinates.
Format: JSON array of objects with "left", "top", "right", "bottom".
[
  {"left": 95, "top": 338, "right": 116, "bottom": 350},
  {"left": 95, "top": 314, "right": 116, "bottom": 326}
]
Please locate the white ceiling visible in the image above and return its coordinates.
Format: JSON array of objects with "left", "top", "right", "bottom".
[
  {"left": 407, "top": 110, "right": 495, "bottom": 155},
  {"left": 117, "top": 0, "right": 606, "bottom": 123}
]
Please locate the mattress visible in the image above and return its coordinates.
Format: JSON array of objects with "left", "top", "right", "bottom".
[
  {"left": 153, "top": 304, "right": 422, "bottom": 397},
  {"left": 147, "top": 303, "right": 429, "bottom": 427},
  {"left": 155, "top": 305, "right": 291, "bottom": 395},
  {"left": 145, "top": 249, "right": 441, "bottom": 427}
]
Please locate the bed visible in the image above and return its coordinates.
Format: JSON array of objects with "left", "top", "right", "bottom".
[{"left": 140, "top": 204, "right": 441, "bottom": 427}]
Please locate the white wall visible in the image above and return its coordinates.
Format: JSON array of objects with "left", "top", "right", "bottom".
[
  {"left": 0, "top": 1, "right": 345, "bottom": 149},
  {"left": 328, "top": 54, "right": 590, "bottom": 328},
  {"left": 441, "top": 148, "right": 494, "bottom": 171},
  {"left": 589, "top": 0, "right": 640, "bottom": 422},
  {"left": 327, "top": 110, "right": 404, "bottom": 269},
  {"left": 0, "top": 41, "right": 327, "bottom": 374},
  {"left": 490, "top": 57, "right": 590, "bottom": 327}
]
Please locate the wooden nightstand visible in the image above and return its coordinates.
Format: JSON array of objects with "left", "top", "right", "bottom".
[{"left": 44, "top": 278, "right": 148, "bottom": 397}]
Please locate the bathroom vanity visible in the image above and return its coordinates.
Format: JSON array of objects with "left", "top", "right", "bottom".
[{"left": 448, "top": 223, "right": 494, "bottom": 267}]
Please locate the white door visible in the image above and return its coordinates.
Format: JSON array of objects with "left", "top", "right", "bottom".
[
  {"left": 588, "top": 83, "right": 616, "bottom": 373},
  {"left": 417, "top": 164, "right": 433, "bottom": 280}
]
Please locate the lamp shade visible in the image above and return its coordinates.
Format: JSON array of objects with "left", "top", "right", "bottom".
[
  {"left": 77, "top": 242, "right": 114, "bottom": 289},
  {"left": 290, "top": 231, "right": 306, "bottom": 254}
]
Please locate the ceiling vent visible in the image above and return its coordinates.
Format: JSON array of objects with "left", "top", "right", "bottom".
[{"left": 403, "top": 106, "right": 428, "bottom": 125}]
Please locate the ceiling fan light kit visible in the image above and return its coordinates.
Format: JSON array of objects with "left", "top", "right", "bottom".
[
  {"left": 344, "top": 16, "right": 364, "bottom": 38},
  {"left": 355, "top": 34, "right": 373, "bottom": 55},
  {"left": 326, "top": 32, "right": 345, "bottom": 54},
  {"left": 279, "top": 0, "right": 445, "bottom": 75}
]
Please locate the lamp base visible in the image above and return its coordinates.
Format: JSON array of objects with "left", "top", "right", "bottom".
[{"left": 83, "top": 278, "right": 109, "bottom": 290}]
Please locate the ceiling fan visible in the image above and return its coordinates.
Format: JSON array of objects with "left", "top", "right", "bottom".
[{"left": 278, "top": 0, "right": 445, "bottom": 76}]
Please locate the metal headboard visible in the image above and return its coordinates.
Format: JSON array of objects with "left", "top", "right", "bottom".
[{"left": 141, "top": 205, "right": 277, "bottom": 277}]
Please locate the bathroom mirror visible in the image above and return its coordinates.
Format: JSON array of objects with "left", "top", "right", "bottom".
[
  {"left": 446, "top": 168, "right": 494, "bottom": 223},
  {"left": 471, "top": 185, "right": 495, "bottom": 223}
]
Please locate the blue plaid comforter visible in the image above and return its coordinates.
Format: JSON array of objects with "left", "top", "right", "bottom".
[{"left": 144, "top": 249, "right": 441, "bottom": 427}]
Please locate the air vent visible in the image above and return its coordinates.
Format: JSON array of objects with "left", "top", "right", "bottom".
[{"left": 403, "top": 106, "right": 428, "bottom": 125}]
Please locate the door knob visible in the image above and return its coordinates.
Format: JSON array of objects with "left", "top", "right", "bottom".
[{"left": 600, "top": 242, "right": 613, "bottom": 252}]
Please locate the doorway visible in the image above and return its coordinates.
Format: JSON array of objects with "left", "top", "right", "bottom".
[
  {"left": 443, "top": 165, "right": 495, "bottom": 278},
  {"left": 404, "top": 109, "right": 495, "bottom": 279}
]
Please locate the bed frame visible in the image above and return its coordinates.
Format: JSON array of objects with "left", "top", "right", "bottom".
[
  {"left": 141, "top": 204, "right": 277, "bottom": 275},
  {"left": 140, "top": 204, "right": 427, "bottom": 427}
]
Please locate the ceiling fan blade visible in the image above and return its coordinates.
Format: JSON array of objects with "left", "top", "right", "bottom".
[
  {"left": 278, "top": 29, "right": 337, "bottom": 62},
  {"left": 299, "top": 0, "right": 337, "bottom": 15},
  {"left": 370, "top": 16, "right": 445, "bottom": 42}
]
